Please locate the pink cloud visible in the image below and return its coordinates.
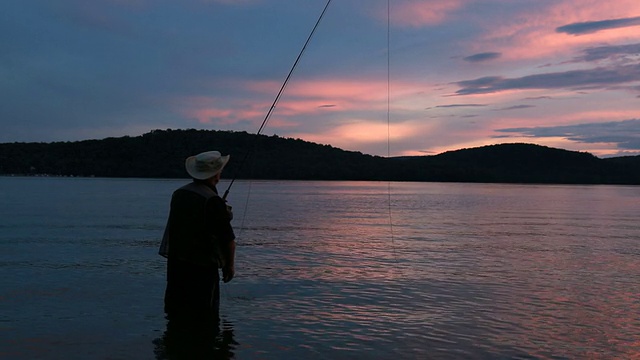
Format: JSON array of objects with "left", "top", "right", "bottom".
[
  {"left": 294, "top": 120, "right": 418, "bottom": 145},
  {"left": 389, "top": 0, "right": 466, "bottom": 27},
  {"left": 472, "top": 0, "right": 640, "bottom": 62},
  {"left": 175, "top": 78, "right": 389, "bottom": 127},
  {"left": 177, "top": 96, "right": 266, "bottom": 125},
  {"left": 175, "top": 66, "right": 639, "bottom": 157},
  {"left": 174, "top": 74, "right": 482, "bottom": 156},
  {"left": 241, "top": 77, "right": 431, "bottom": 120},
  {"left": 247, "top": 78, "right": 390, "bottom": 102}
]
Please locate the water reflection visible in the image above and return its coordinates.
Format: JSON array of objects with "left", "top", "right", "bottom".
[
  {"left": 153, "top": 318, "right": 238, "bottom": 359},
  {"left": 3, "top": 178, "right": 639, "bottom": 359}
]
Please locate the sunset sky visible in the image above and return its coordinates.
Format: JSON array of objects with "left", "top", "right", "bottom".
[{"left": 2, "top": 0, "right": 639, "bottom": 157}]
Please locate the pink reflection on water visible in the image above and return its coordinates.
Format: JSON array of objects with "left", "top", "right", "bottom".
[{"left": 234, "top": 181, "right": 640, "bottom": 357}]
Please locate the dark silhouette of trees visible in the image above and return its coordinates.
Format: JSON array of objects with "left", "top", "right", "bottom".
[{"left": 1, "top": 129, "right": 638, "bottom": 184}]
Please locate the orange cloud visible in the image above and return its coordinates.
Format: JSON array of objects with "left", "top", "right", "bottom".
[
  {"left": 288, "top": 117, "right": 439, "bottom": 154},
  {"left": 247, "top": 78, "right": 390, "bottom": 103}
]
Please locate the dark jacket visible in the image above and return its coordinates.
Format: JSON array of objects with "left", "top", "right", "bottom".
[{"left": 165, "top": 181, "right": 235, "bottom": 267}]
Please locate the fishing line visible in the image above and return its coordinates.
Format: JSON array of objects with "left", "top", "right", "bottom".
[
  {"left": 386, "top": 0, "right": 397, "bottom": 265},
  {"left": 220, "top": 0, "right": 332, "bottom": 303},
  {"left": 222, "top": 0, "right": 333, "bottom": 201}
]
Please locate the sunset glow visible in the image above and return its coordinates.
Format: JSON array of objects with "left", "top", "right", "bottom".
[{"left": 1, "top": 0, "right": 639, "bottom": 158}]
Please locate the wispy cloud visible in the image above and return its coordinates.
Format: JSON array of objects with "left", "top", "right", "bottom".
[
  {"left": 523, "top": 96, "right": 553, "bottom": 100},
  {"left": 571, "top": 42, "right": 640, "bottom": 62},
  {"left": 463, "top": 52, "right": 501, "bottom": 63},
  {"left": 496, "top": 119, "right": 640, "bottom": 150},
  {"left": 453, "top": 64, "right": 640, "bottom": 95},
  {"left": 494, "top": 105, "right": 535, "bottom": 111},
  {"left": 426, "top": 103, "right": 487, "bottom": 110},
  {"left": 556, "top": 16, "right": 640, "bottom": 35}
]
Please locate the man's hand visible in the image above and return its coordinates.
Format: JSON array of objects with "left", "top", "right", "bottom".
[
  {"left": 226, "top": 204, "right": 233, "bottom": 220},
  {"left": 222, "top": 264, "right": 235, "bottom": 283}
]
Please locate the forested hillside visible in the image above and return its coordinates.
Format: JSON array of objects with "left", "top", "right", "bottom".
[{"left": 1, "top": 129, "right": 639, "bottom": 184}]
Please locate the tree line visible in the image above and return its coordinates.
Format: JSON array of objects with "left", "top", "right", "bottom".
[{"left": 1, "top": 129, "right": 639, "bottom": 185}]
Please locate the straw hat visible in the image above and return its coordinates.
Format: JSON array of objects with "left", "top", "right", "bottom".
[{"left": 185, "top": 151, "right": 230, "bottom": 180}]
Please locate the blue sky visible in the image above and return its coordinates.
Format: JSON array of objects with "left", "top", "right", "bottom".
[{"left": 2, "top": 0, "right": 639, "bottom": 157}]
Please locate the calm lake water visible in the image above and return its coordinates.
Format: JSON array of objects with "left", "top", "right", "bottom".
[{"left": 1, "top": 177, "right": 638, "bottom": 359}]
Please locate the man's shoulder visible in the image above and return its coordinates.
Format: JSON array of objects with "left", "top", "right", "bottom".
[{"left": 175, "top": 182, "right": 219, "bottom": 198}]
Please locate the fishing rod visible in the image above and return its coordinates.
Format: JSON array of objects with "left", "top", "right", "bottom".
[{"left": 222, "top": 0, "right": 333, "bottom": 201}]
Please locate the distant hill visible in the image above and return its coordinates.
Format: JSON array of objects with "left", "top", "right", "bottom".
[
  {"left": 1, "top": 129, "right": 639, "bottom": 184},
  {"left": 388, "top": 143, "right": 639, "bottom": 184}
]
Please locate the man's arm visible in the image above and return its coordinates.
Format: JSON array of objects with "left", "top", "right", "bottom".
[{"left": 206, "top": 194, "right": 236, "bottom": 281}]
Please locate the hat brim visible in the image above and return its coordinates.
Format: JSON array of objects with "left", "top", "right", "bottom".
[{"left": 185, "top": 154, "right": 230, "bottom": 180}]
